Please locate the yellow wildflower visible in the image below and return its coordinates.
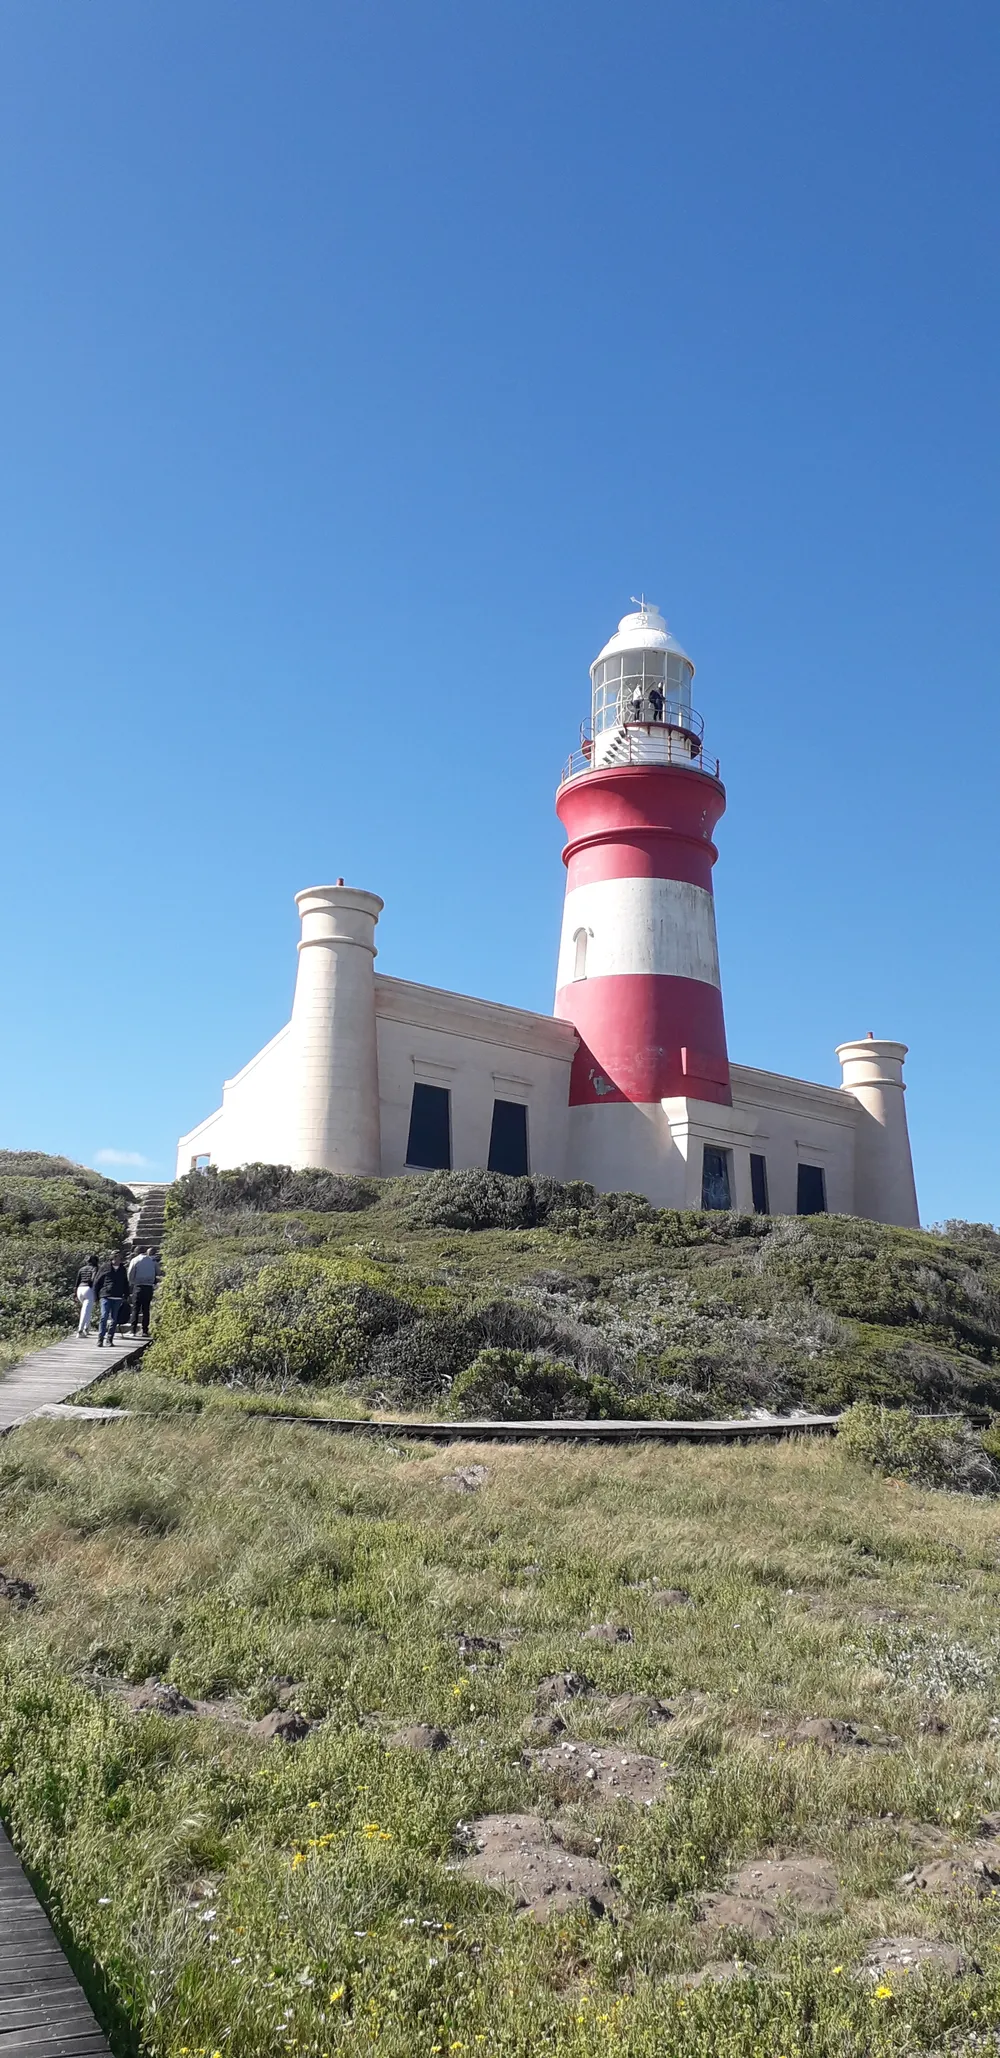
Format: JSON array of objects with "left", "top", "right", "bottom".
[{"left": 329, "top": 1987, "right": 345, "bottom": 2004}]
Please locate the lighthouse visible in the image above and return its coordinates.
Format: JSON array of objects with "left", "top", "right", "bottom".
[
  {"left": 554, "top": 601, "right": 735, "bottom": 1202},
  {"left": 178, "top": 588, "right": 921, "bottom": 1228}
]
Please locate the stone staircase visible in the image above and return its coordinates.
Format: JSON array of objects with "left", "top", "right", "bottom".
[{"left": 129, "top": 1182, "right": 169, "bottom": 1251}]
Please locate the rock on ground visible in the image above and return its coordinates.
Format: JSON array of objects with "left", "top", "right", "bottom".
[
  {"left": 454, "top": 1813, "right": 619, "bottom": 1920},
  {"left": 527, "top": 1739, "right": 672, "bottom": 1806},
  {"left": 582, "top": 1621, "right": 634, "bottom": 1644},
  {"left": 858, "top": 1936, "right": 978, "bottom": 1981},
  {"left": 442, "top": 1466, "right": 489, "bottom": 1493},
  {"left": 648, "top": 1588, "right": 691, "bottom": 1608},
  {"left": 0, "top": 1571, "right": 37, "bottom": 1606},
  {"left": 389, "top": 1723, "right": 451, "bottom": 1753}
]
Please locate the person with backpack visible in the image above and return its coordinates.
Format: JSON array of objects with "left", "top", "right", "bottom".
[
  {"left": 127, "top": 1247, "right": 158, "bottom": 1337},
  {"left": 94, "top": 1252, "right": 130, "bottom": 1346},
  {"left": 75, "top": 1255, "right": 99, "bottom": 1337}
]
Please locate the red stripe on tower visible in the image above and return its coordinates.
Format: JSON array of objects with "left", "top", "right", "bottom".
[{"left": 554, "top": 602, "right": 732, "bottom": 1110}]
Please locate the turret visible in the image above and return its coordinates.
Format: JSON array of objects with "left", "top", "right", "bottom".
[
  {"left": 836, "top": 1036, "right": 919, "bottom": 1227},
  {"left": 287, "top": 882, "right": 383, "bottom": 1173}
]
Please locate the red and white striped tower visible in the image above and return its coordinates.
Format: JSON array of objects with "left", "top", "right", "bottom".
[{"left": 554, "top": 602, "right": 730, "bottom": 1194}]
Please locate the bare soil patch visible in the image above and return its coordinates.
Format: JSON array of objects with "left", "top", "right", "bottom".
[
  {"left": 789, "top": 1717, "right": 869, "bottom": 1749},
  {"left": 700, "top": 1855, "right": 841, "bottom": 1937},
  {"left": 389, "top": 1723, "right": 451, "bottom": 1753},
  {"left": 671, "top": 1959, "right": 755, "bottom": 1988},
  {"left": 253, "top": 1708, "right": 313, "bottom": 1742},
  {"left": 526, "top": 1738, "right": 672, "bottom": 1806},
  {"left": 900, "top": 1850, "right": 1000, "bottom": 1900},
  {"left": 453, "top": 1812, "right": 619, "bottom": 1919},
  {"left": 535, "top": 1671, "right": 595, "bottom": 1709},
  {"left": 601, "top": 1692, "right": 674, "bottom": 1729},
  {"left": 858, "top": 1936, "right": 978, "bottom": 1981}
]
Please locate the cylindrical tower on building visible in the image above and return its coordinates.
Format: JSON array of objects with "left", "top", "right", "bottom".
[
  {"left": 554, "top": 603, "right": 731, "bottom": 1166},
  {"left": 287, "top": 883, "right": 383, "bottom": 1173},
  {"left": 836, "top": 1036, "right": 919, "bottom": 1227}
]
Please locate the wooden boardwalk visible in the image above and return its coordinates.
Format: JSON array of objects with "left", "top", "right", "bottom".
[
  {"left": 255, "top": 1408, "right": 841, "bottom": 1445},
  {"left": 0, "top": 1332, "right": 148, "bottom": 1434},
  {"left": 0, "top": 1827, "right": 112, "bottom": 2056}
]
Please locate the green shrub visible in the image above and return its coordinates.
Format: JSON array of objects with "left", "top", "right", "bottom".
[
  {"left": 839, "top": 1401, "right": 999, "bottom": 1494},
  {"left": 445, "top": 1347, "right": 594, "bottom": 1420},
  {"left": 166, "top": 1163, "right": 380, "bottom": 1223},
  {"left": 393, "top": 1169, "right": 664, "bottom": 1239},
  {"left": 147, "top": 1254, "right": 369, "bottom": 1386},
  {"left": 0, "top": 1154, "right": 131, "bottom": 1354},
  {"left": 393, "top": 1169, "right": 576, "bottom": 1232}
]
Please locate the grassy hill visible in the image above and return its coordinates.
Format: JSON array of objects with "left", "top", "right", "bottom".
[
  {"left": 110, "top": 1164, "right": 1000, "bottom": 1422},
  {"left": 0, "top": 1150, "right": 133, "bottom": 1372},
  {"left": 4, "top": 1163, "right": 1000, "bottom": 2057}
]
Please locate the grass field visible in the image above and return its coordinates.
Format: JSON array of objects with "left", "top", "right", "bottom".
[{"left": 3, "top": 1412, "right": 1000, "bottom": 2057}]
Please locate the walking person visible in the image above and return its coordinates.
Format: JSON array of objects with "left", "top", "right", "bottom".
[
  {"left": 94, "top": 1251, "right": 130, "bottom": 1346},
  {"left": 127, "top": 1246, "right": 158, "bottom": 1337},
  {"left": 75, "top": 1254, "right": 99, "bottom": 1337},
  {"left": 648, "top": 683, "right": 664, "bottom": 723}
]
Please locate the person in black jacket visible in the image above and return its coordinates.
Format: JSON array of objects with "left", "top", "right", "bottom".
[{"left": 95, "top": 1252, "right": 130, "bottom": 1346}]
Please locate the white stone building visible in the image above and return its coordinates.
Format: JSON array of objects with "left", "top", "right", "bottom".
[{"left": 178, "top": 604, "right": 919, "bottom": 1227}]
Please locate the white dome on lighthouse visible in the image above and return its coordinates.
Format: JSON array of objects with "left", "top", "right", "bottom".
[{"left": 592, "top": 601, "right": 694, "bottom": 675}]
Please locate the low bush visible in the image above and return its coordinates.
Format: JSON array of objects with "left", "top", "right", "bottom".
[
  {"left": 444, "top": 1346, "right": 593, "bottom": 1420},
  {"left": 148, "top": 1254, "right": 370, "bottom": 1387},
  {"left": 391, "top": 1169, "right": 664, "bottom": 1240},
  {"left": 393, "top": 1169, "right": 577, "bottom": 1232},
  {"left": 166, "top": 1163, "right": 381, "bottom": 1223},
  {"left": 839, "top": 1401, "right": 999, "bottom": 1494}
]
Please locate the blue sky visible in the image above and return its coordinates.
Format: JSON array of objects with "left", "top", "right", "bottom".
[{"left": 1, "top": 0, "right": 997, "bottom": 1223}]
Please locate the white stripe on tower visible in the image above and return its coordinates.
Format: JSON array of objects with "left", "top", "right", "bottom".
[{"left": 556, "top": 877, "right": 721, "bottom": 990}]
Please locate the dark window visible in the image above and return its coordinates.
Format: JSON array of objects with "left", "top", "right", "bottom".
[
  {"left": 406, "top": 1083, "right": 451, "bottom": 1169},
  {"left": 750, "top": 1152, "right": 769, "bottom": 1215},
  {"left": 488, "top": 1099, "right": 529, "bottom": 1176},
  {"left": 797, "top": 1163, "right": 827, "bottom": 1215},
  {"left": 701, "top": 1145, "right": 732, "bottom": 1210}
]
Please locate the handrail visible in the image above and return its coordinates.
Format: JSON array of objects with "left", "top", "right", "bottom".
[{"left": 560, "top": 723, "right": 722, "bottom": 788}]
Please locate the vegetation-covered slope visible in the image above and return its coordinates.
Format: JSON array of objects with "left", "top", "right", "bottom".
[
  {"left": 3, "top": 1417, "right": 1000, "bottom": 2057},
  {"left": 0, "top": 1150, "right": 132, "bottom": 1372},
  {"left": 134, "top": 1165, "right": 1000, "bottom": 1420}
]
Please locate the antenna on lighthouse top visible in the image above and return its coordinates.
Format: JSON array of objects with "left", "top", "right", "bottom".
[{"left": 631, "top": 593, "right": 650, "bottom": 619}]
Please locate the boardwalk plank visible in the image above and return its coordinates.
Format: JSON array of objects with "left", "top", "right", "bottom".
[
  {"left": 0, "top": 1334, "right": 148, "bottom": 1434},
  {"left": 0, "top": 1834, "right": 112, "bottom": 2058}
]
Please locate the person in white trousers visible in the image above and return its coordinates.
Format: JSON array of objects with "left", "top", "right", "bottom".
[{"left": 75, "top": 1254, "right": 99, "bottom": 1337}]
